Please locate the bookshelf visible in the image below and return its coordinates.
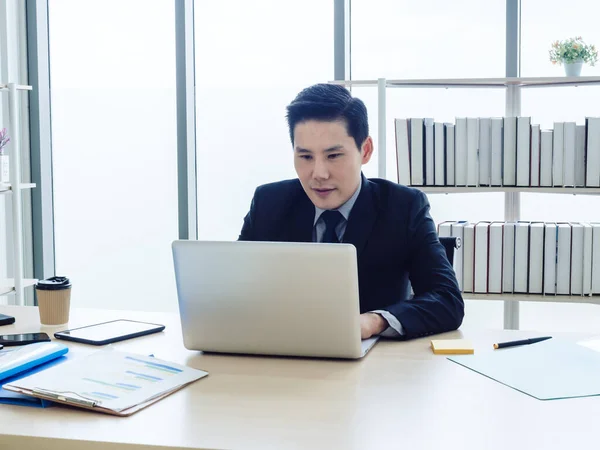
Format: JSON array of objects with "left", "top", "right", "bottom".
[
  {"left": 330, "top": 76, "right": 600, "bottom": 330},
  {"left": 0, "top": 83, "right": 37, "bottom": 305}
]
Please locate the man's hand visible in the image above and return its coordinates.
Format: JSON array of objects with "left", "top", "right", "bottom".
[{"left": 360, "top": 313, "right": 388, "bottom": 339}]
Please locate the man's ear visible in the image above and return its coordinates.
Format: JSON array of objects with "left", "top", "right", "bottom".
[{"left": 360, "top": 136, "right": 374, "bottom": 164}]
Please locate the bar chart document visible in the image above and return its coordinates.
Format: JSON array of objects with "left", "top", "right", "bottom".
[{"left": 4, "top": 349, "right": 208, "bottom": 415}]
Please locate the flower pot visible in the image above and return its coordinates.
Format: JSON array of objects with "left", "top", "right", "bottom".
[{"left": 563, "top": 59, "right": 583, "bottom": 76}]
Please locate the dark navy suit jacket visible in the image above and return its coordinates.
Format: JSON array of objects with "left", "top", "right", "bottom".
[{"left": 239, "top": 174, "right": 464, "bottom": 339}]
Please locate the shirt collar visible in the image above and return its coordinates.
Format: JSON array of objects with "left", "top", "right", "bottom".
[{"left": 313, "top": 179, "right": 362, "bottom": 225}]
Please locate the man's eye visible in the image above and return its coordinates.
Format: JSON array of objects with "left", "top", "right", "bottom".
[
  {"left": 328, "top": 153, "right": 342, "bottom": 159},
  {"left": 300, "top": 155, "right": 312, "bottom": 160}
]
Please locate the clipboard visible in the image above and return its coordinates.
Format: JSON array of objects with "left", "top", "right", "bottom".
[
  {"left": 4, "top": 349, "right": 208, "bottom": 416},
  {"left": 0, "top": 353, "right": 72, "bottom": 408},
  {"left": 6, "top": 382, "right": 192, "bottom": 416}
]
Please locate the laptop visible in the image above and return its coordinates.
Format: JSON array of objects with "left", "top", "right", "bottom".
[{"left": 171, "top": 240, "right": 379, "bottom": 359}]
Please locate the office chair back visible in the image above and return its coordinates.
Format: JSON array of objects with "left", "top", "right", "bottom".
[{"left": 439, "top": 236, "right": 459, "bottom": 265}]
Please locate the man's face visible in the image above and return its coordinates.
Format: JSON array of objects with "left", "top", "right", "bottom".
[{"left": 293, "top": 120, "right": 373, "bottom": 210}]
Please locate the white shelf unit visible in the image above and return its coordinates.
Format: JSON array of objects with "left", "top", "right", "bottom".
[
  {"left": 331, "top": 76, "right": 600, "bottom": 88},
  {"left": 466, "top": 293, "right": 600, "bottom": 305},
  {"left": 0, "top": 278, "right": 37, "bottom": 297},
  {"left": 331, "top": 76, "right": 600, "bottom": 329},
  {"left": 417, "top": 186, "right": 600, "bottom": 195},
  {"left": 0, "top": 183, "right": 36, "bottom": 193},
  {"left": 0, "top": 83, "right": 37, "bottom": 305}
]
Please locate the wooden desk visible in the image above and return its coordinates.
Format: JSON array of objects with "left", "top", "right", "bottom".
[{"left": 0, "top": 306, "right": 599, "bottom": 450}]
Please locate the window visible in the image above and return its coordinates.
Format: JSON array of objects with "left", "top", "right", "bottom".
[
  {"left": 350, "top": 0, "right": 506, "bottom": 226},
  {"left": 48, "top": 0, "right": 178, "bottom": 311},
  {"left": 351, "top": 0, "right": 505, "bottom": 80},
  {"left": 194, "top": 0, "right": 334, "bottom": 240}
]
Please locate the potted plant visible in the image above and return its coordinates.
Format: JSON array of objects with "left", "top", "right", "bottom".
[
  {"left": 549, "top": 36, "right": 598, "bottom": 76},
  {"left": 0, "top": 128, "right": 9, "bottom": 184}
]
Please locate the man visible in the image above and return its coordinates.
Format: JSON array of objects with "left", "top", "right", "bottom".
[{"left": 239, "top": 83, "right": 464, "bottom": 340}]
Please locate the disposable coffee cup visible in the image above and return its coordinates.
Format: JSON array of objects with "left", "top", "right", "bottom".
[{"left": 35, "top": 276, "right": 72, "bottom": 326}]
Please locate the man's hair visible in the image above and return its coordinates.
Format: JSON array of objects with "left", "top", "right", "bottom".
[{"left": 285, "top": 83, "right": 369, "bottom": 150}]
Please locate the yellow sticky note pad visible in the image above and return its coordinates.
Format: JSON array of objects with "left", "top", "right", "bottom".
[{"left": 430, "top": 339, "right": 474, "bottom": 355}]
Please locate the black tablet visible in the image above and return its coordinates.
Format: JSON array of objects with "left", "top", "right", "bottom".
[{"left": 54, "top": 319, "right": 165, "bottom": 345}]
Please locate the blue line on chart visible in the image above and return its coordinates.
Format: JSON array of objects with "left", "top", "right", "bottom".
[
  {"left": 125, "top": 356, "right": 182, "bottom": 373},
  {"left": 116, "top": 382, "right": 141, "bottom": 389},
  {"left": 89, "top": 391, "right": 119, "bottom": 399},
  {"left": 126, "top": 370, "right": 162, "bottom": 381}
]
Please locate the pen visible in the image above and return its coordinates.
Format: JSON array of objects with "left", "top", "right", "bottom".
[{"left": 493, "top": 336, "right": 552, "bottom": 349}]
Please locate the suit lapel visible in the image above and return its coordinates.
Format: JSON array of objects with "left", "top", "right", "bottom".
[
  {"left": 285, "top": 182, "right": 315, "bottom": 243},
  {"left": 342, "top": 175, "right": 378, "bottom": 257}
]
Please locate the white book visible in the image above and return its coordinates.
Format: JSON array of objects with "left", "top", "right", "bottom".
[
  {"left": 502, "top": 222, "right": 516, "bottom": 293},
  {"left": 463, "top": 223, "right": 475, "bottom": 293},
  {"left": 466, "top": 118, "right": 479, "bottom": 186},
  {"left": 424, "top": 119, "right": 435, "bottom": 186},
  {"left": 474, "top": 222, "right": 491, "bottom": 293},
  {"left": 586, "top": 118, "right": 600, "bottom": 187},
  {"left": 592, "top": 223, "right": 600, "bottom": 294},
  {"left": 514, "top": 222, "right": 530, "bottom": 293},
  {"left": 451, "top": 221, "right": 467, "bottom": 291},
  {"left": 488, "top": 222, "right": 504, "bottom": 294},
  {"left": 503, "top": 117, "right": 517, "bottom": 186},
  {"left": 490, "top": 118, "right": 503, "bottom": 186},
  {"left": 434, "top": 122, "right": 445, "bottom": 186},
  {"left": 530, "top": 124, "right": 541, "bottom": 187},
  {"left": 437, "top": 221, "right": 453, "bottom": 238},
  {"left": 563, "top": 122, "right": 576, "bottom": 187},
  {"left": 409, "top": 118, "right": 424, "bottom": 186},
  {"left": 516, "top": 117, "right": 531, "bottom": 187},
  {"left": 528, "top": 222, "right": 544, "bottom": 294},
  {"left": 445, "top": 124, "right": 455, "bottom": 186},
  {"left": 556, "top": 223, "right": 572, "bottom": 295},
  {"left": 575, "top": 125, "right": 586, "bottom": 187},
  {"left": 479, "top": 118, "right": 491, "bottom": 186},
  {"left": 454, "top": 118, "right": 468, "bottom": 186},
  {"left": 395, "top": 119, "right": 411, "bottom": 185},
  {"left": 583, "top": 223, "right": 593, "bottom": 296},
  {"left": 540, "top": 130, "right": 553, "bottom": 187},
  {"left": 552, "top": 122, "right": 564, "bottom": 187},
  {"left": 543, "top": 223, "right": 557, "bottom": 295},
  {"left": 570, "top": 223, "right": 584, "bottom": 295}
]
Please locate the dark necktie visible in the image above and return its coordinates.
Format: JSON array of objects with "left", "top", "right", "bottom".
[{"left": 321, "top": 210, "right": 344, "bottom": 243}]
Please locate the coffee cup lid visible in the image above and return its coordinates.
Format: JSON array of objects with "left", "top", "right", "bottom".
[{"left": 36, "top": 276, "right": 71, "bottom": 291}]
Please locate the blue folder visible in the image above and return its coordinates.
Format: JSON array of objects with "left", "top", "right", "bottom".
[{"left": 0, "top": 342, "right": 69, "bottom": 408}]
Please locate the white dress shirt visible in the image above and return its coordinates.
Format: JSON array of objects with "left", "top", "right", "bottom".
[{"left": 312, "top": 180, "right": 404, "bottom": 337}]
